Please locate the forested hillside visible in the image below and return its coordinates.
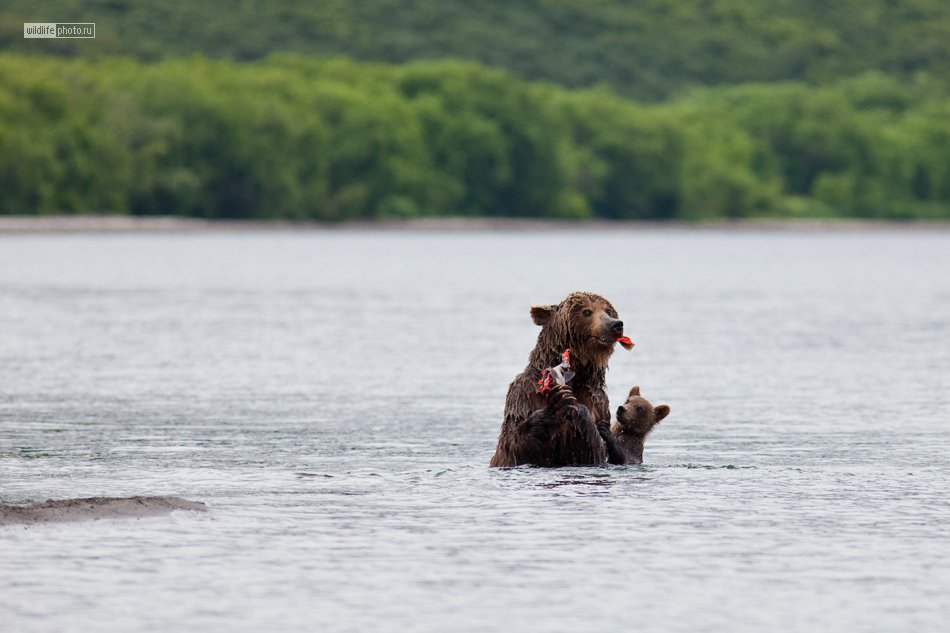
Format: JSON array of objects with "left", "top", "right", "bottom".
[
  {"left": 2, "top": 55, "right": 948, "bottom": 220},
  {"left": 2, "top": 0, "right": 950, "bottom": 100},
  {"left": 2, "top": 2, "right": 949, "bottom": 219}
]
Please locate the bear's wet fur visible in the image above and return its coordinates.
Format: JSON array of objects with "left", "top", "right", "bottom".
[
  {"left": 610, "top": 385, "right": 670, "bottom": 465},
  {"left": 489, "top": 291, "right": 628, "bottom": 467}
]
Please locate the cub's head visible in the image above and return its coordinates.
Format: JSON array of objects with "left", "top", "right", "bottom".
[
  {"left": 615, "top": 385, "right": 670, "bottom": 437},
  {"left": 530, "top": 291, "right": 631, "bottom": 368}
]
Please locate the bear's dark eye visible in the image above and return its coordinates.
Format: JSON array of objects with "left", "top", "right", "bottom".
[
  {"left": 582, "top": 309, "right": 593, "bottom": 317},
  {"left": 636, "top": 406, "right": 645, "bottom": 414}
]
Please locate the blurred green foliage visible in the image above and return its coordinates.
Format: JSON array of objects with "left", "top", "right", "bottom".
[
  {"left": 3, "top": 1, "right": 950, "bottom": 219},
  {"left": 3, "top": 0, "right": 950, "bottom": 101},
  {"left": 2, "top": 54, "right": 948, "bottom": 219}
]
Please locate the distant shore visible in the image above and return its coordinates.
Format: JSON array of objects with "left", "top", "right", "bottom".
[{"left": 1, "top": 215, "right": 949, "bottom": 234}]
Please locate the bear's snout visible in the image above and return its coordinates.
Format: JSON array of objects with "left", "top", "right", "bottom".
[{"left": 597, "top": 315, "right": 623, "bottom": 341}]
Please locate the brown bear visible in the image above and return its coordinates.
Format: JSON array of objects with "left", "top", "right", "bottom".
[
  {"left": 489, "top": 291, "right": 631, "bottom": 467},
  {"left": 610, "top": 385, "right": 671, "bottom": 465}
]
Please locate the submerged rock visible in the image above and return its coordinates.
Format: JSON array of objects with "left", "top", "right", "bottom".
[{"left": 0, "top": 496, "right": 207, "bottom": 526}]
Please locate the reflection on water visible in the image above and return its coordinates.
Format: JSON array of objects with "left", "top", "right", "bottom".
[{"left": 1, "top": 228, "right": 949, "bottom": 632}]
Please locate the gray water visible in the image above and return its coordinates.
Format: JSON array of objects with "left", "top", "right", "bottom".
[{"left": 1, "top": 228, "right": 949, "bottom": 632}]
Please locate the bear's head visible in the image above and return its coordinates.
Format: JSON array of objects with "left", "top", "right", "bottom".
[
  {"left": 529, "top": 291, "right": 629, "bottom": 369},
  {"left": 615, "top": 385, "right": 670, "bottom": 438}
]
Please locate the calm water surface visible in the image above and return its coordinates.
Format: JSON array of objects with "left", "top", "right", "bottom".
[{"left": 1, "top": 228, "right": 949, "bottom": 632}]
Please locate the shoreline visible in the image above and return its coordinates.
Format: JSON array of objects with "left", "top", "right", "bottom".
[{"left": 1, "top": 215, "right": 949, "bottom": 234}]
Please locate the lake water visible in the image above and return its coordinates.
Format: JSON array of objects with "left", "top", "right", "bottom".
[{"left": 1, "top": 227, "right": 949, "bottom": 632}]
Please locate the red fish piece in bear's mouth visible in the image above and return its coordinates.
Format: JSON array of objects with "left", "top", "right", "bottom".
[{"left": 591, "top": 335, "right": 635, "bottom": 350}]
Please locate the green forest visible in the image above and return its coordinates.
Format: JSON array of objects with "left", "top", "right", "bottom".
[
  {"left": 2, "top": 1, "right": 950, "bottom": 220},
  {"left": 5, "top": 0, "right": 950, "bottom": 100}
]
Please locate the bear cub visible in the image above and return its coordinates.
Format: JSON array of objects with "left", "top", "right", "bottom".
[{"left": 610, "top": 385, "right": 671, "bottom": 465}]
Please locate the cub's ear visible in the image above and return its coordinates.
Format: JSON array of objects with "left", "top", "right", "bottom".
[
  {"left": 530, "top": 304, "right": 557, "bottom": 326},
  {"left": 653, "top": 404, "right": 670, "bottom": 423},
  {"left": 628, "top": 385, "right": 641, "bottom": 398}
]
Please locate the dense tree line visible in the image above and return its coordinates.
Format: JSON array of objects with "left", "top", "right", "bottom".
[
  {"left": 3, "top": 0, "right": 950, "bottom": 101},
  {"left": 1, "top": 55, "right": 949, "bottom": 220}
]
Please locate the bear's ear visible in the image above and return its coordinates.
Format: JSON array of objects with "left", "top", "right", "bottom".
[
  {"left": 628, "top": 385, "right": 641, "bottom": 398},
  {"left": 530, "top": 304, "right": 557, "bottom": 326},
  {"left": 653, "top": 404, "right": 670, "bottom": 423}
]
